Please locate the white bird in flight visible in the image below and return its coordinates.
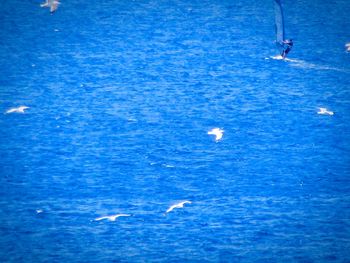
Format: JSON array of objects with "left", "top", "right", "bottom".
[
  {"left": 208, "top": 128, "right": 224, "bottom": 141},
  {"left": 317, "top": 108, "right": 334, "bottom": 116},
  {"left": 346, "top": 43, "right": 350, "bottom": 52},
  {"left": 94, "top": 214, "right": 131, "bottom": 222},
  {"left": 40, "top": 0, "right": 60, "bottom": 13},
  {"left": 5, "top": 106, "right": 29, "bottom": 114},
  {"left": 166, "top": 201, "right": 192, "bottom": 213}
]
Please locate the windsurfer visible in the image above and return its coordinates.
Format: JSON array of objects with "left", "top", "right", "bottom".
[{"left": 281, "top": 39, "right": 293, "bottom": 58}]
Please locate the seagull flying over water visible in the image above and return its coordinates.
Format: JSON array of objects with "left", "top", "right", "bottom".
[
  {"left": 166, "top": 201, "right": 192, "bottom": 213},
  {"left": 5, "top": 106, "right": 29, "bottom": 114},
  {"left": 94, "top": 214, "right": 130, "bottom": 222},
  {"left": 40, "top": 0, "right": 60, "bottom": 13},
  {"left": 317, "top": 108, "right": 334, "bottom": 116},
  {"left": 346, "top": 43, "right": 350, "bottom": 52},
  {"left": 208, "top": 128, "right": 224, "bottom": 141}
]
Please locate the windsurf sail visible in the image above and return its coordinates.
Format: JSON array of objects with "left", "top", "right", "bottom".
[{"left": 274, "top": 0, "right": 285, "bottom": 47}]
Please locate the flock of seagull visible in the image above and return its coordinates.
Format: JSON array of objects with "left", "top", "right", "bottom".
[
  {"left": 91, "top": 201, "right": 193, "bottom": 222},
  {"left": 5, "top": 104, "right": 335, "bottom": 223},
  {"left": 86, "top": 104, "right": 331, "bottom": 221},
  {"left": 94, "top": 201, "right": 193, "bottom": 222},
  {"left": 3, "top": 105, "right": 218, "bottom": 221},
  {"left": 4, "top": 105, "right": 334, "bottom": 145},
  {"left": 5, "top": 105, "right": 335, "bottom": 120},
  {"left": 34, "top": 201, "right": 193, "bottom": 222}
]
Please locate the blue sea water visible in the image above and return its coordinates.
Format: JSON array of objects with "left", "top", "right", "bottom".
[{"left": 1, "top": 0, "right": 350, "bottom": 262}]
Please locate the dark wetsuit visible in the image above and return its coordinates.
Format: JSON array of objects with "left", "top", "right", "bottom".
[{"left": 281, "top": 39, "right": 293, "bottom": 58}]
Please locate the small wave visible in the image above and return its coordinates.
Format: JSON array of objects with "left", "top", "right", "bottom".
[
  {"left": 266, "top": 55, "right": 350, "bottom": 73},
  {"left": 286, "top": 59, "right": 350, "bottom": 73}
]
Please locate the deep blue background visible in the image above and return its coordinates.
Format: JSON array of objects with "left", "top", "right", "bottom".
[{"left": 1, "top": 0, "right": 350, "bottom": 262}]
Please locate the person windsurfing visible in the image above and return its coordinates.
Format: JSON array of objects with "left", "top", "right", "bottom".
[
  {"left": 274, "top": 0, "right": 293, "bottom": 59},
  {"left": 281, "top": 39, "right": 293, "bottom": 59}
]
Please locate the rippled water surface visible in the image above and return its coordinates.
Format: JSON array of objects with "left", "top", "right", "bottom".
[{"left": 1, "top": 0, "right": 350, "bottom": 262}]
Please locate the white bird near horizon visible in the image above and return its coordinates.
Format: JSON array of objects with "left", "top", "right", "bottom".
[
  {"left": 346, "top": 43, "right": 350, "bottom": 52},
  {"left": 317, "top": 107, "right": 334, "bottom": 116},
  {"left": 208, "top": 128, "right": 224, "bottom": 141},
  {"left": 166, "top": 201, "right": 191, "bottom": 213},
  {"left": 5, "top": 106, "right": 29, "bottom": 114},
  {"left": 94, "top": 214, "right": 131, "bottom": 222}
]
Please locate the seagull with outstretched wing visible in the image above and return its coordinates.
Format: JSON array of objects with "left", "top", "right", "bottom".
[{"left": 166, "top": 201, "right": 192, "bottom": 214}]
